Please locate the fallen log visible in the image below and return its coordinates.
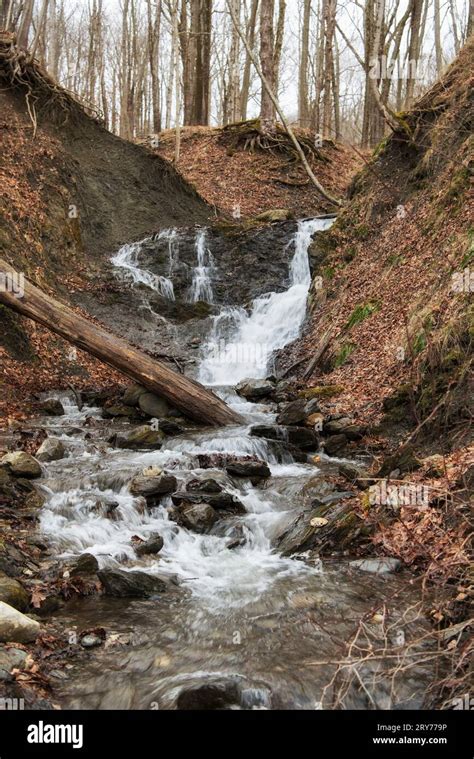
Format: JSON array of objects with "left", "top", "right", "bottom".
[{"left": 0, "top": 258, "right": 241, "bottom": 427}]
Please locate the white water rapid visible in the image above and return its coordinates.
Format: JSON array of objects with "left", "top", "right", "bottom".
[{"left": 199, "top": 217, "right": 333, "bottom": 384}]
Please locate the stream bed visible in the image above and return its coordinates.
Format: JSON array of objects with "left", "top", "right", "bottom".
[{"left": 33, "top": 220, "right": 433, "bottom": 710}]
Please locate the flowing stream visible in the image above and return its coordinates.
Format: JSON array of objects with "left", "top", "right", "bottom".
[{"left": 35, "top": 220, "right": 432, "bottom": 710}]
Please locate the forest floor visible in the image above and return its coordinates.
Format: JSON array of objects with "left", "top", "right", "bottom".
[{"left": 153, "top": 125, "right": 362, "bottom": 218}]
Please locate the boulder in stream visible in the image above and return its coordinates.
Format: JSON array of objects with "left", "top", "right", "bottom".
[
  {"left": 138, "top": 392, "right": 171, "bottom": 418},
  {"left": 97, "top": 569, "right": 172, "bottom": 597},
  {"left": 70, "top": 553, "right": 99, "bottom": 576},
  {"left": 235, "top": 378, "right": 275, "bottom": 401},
  {"left": 225, "top": 456, "right": 271, "bottom": 481},
  {"left": 122, "top": 383, "right": 147, "bottom": 406},
  {"left": 276, "top": 398, "right": 320, "bottom": 425},
  {"left": 36, "top": 437, "right": 65, "bottom": 463},
  {"left": 0, "top": 572, "right": 29, "bottom": 611},
  {"left": 115, "top": 425, "right": 165, "bottom": 450},
  {"left": 135, "top": 533, "right": 164, "bottom": 556},
  {"left": 0, "top": 601, "right": 41, "bottom": 643},
  {"left": 179, "top": 502, "right": 218, "bottom": 533},
  {"left": 0, "top": 452, "right": 42, "bottom": 479},
  {"left": 130, "top": 472, "right": 177, "bottom": 498},
  {"left": 0, "top": 647, "right": 28, "bottom": 681},
  {"left": 38, "top": 398, "right": 65, "bottom": 416}
]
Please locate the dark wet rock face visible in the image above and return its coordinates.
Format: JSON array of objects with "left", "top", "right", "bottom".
[
  {"left": 176, "top": 679, "right": 241, "bottom": 710},
  {"left": 98, "top": 569, "right": 171, "bottom": 597},
  {"left": 195, "top": 454, "right": 271, "bottom": 482},
  {"left": 128, "top": 223, "right": 297, "bottom": 306}
]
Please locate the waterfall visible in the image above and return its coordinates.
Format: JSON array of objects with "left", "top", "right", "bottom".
[
  {"left": 111, "top": 238, "right": 175, "bottom": 300},
  {"left": 199, "top": 217, "right": 333, "bottom": 385},
  {"left": 188, "top": 229, "right": 215, "bottom": 303}
]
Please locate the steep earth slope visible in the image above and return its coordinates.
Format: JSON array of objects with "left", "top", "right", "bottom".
[{"left": 0, "top": 40, "right": 210, "bottom": 420}]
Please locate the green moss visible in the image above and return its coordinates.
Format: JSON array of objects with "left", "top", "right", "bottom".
[
  {"left": 298, "top": 384, "right": 344, "bottom": 399},
  {"left": 386, "top": 253, "right": 405, "bottom": 267},
  {"left": 333, "top": 342, "right": 355, "bottom": 367},
  {"left": 413, "top": 331, "right": 427, "bottom": 356},
  {"left": 354, "top": 224, "right": 370, "bottom": 240},
  {"left": 345, "top": 300, "right": 379, "bottom": 331}
]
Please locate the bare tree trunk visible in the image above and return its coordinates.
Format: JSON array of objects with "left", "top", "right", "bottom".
[
  {"left": 433, "top": 0, "right": 443, "bottom": 74},
  {"left": 240, "top": 0, "right": 259, "bottom": 120},
  {"left": 272, "top": 0, "right": 285, "bottom": 95},
  {"left": 298, "top": 0, "right": 311, "bottom": 127},
  {"left": 405, "top": 0, "right": 423, "bottom": 107},
  {"left": 259, "top": 0, "right": 275, "bottom": 127},
  {"left": 17, "top": 0, "right": 34, "bottom": 48},
  {"left": 228, "top": 0, "right": 241, "bottom": 122},
  {"left": 146, "top": 0, "right": 162, "bottom": 133}
]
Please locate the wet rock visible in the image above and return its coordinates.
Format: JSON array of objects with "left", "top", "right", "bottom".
[
  {"left": 135, "top": 533, "right": 164, "bottom": 556},
  {"left": 273, "top": 511, "right": 319, "bottom": 556},
  {"left": 350, "top": 557, "right": 401, "bottom": 574},
  {"left": 235, "top": 378, "right": 275, "bottom": 401},
  {"left": 130, "top": 472, "right": 177, "bottom": 498},
  {"left": 250, "top": 424, "right": 281, "bottom": 440},
  {"left": 35, "top": 437, "right": 65, "bottom": 463},
  {"left": 38, "top": 398, "right": 64, "bottom": 416},
  {"left": 338, "top": 462, "right": 367, "bottom": 485},
  {"left": 285, "top": 427, "right": 319, "bottom": 451},
  {"left": 122, "top": 384, "right": 147, "bottom": 406},
  {"left": 102, "top": 403, "right": 137, "bottom": 419},
  {"left": 176, "top": 679, "right": 241, "bottom": 709},
  {"left": 186, "top": 478, "right": 223, "bottom": 494},
  {"left": 138, "top": 392, "right": 170, "bottom": 418},
  {"left": 70, "top": 553, "right": 99, "bottom": 576},
  {"left": 0, "top": 452, "right": 42, "bottom": 479},
  {"left": 225, "top": 457, "right": 271, "bottom": 481},
  {"left": 0, "top": 647, "right": 28, "bottom": 681},
  {"left": 116, "top": 425, "right": 164, "bottom": 450},
  {"left": 22, "top": 489, "right": 46, "bottom": 514},
  {"left": 276, "top": 398, "right": 320, "bottom": 425},
  {"left": 97, "top": 569, "right": 169, "bottom": 598},
  {"left": 0, "top": 573, "right": 29, "bottom": 611},
  {"left": 251, "top": 423, "right": 317, "bottom": 450},
  {"left": 0, "top": 602, "right": 41, "bottom": 643},
  {"left": 158, "top": 418, "right": 185, "bottom": 436},
  {"left": 195, "top": 453, "right": 271, "bottom": 482},
  {"left": 323, "top": 434, "right": 348, "bottom": 456},
  {"left": 172, "top": 488, "right": 245, "bottom": 514},
  {"left": 180, "top": 502, "right": 218, "bottom": 533},
  {"left": 80, "top": 634, "right": 104, "bottom": 648},
  {"left": 324, "top": 417, "right": 366, "bottom": 440},
  {"left": 277, "top": 399, "right": 306, "bottom": 425}
]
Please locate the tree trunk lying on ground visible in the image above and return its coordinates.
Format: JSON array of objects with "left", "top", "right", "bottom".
[{"left": 0, "top": 258, "right": 241, "bottom": 427}]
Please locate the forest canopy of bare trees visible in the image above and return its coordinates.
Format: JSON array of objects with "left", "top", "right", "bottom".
[{"left": 1, "top": 0, "right": 472, "bottom": 146}]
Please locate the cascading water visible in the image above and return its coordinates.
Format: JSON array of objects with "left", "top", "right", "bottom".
[
  {"left": 111, "top": 229, "right": 178, "bottom": 300},
  {"left": 36, "top": 218, "right": 432, "bottom": 710},
  {"left": 199, "top": 218, "right": 333, "bottom": 385},
  {"left": 188, "top": 229, "right": 214, "bottom": 303}
]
